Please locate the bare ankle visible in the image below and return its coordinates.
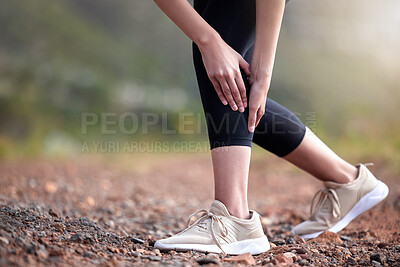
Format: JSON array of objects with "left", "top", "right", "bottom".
[
  {"left": 334, "top": 165, "right": 358, "bottom": 184},
  {"left": 225, "top": 204, "right": 250, "bottom": 219}
]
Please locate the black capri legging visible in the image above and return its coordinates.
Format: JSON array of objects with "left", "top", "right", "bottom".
[{"left": 193, "top": 0, "right": 306, "bottom": 157}]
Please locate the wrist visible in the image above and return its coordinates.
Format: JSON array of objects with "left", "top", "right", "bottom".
[
  {"left": 251, "top": 64, "right": 273, "bottom": 81},
  {"left": 249, "top": 75, "right": 271, "bottom": 95},
  {"left": 250, "top": 70, "right": 272, "bottom": 88},
  {"left": 195, "top": 30, "right": 221, "bottom": 51}
]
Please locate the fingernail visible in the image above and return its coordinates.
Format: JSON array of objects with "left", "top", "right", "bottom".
[
  {"left": 232, "top": 105, "right": 238, "bottom": 111},
  {"left": 249, "top": 126, "right": 255, "bottom": 132},
  {"left": 239, "top": 107, "right": 244, "bottom": 113},
  {"left": 244, "top": 102, "right": 247, "bottom": 108},
  {"left": 222, "top": 100, "right": 228, "bottom": 105}
]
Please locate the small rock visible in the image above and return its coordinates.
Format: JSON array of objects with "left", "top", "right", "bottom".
[
  {"left": 36, "top": 247, "right": 49, "bottom": 259},
  {"left": 298, "top": 254, "right": 309, "bottom": 259},
  {"left": 295, "top": 248, "right": 309, "bottom": 254},
  {"left": 347, "top": 257, "right": 357, "bottom": 264},
  {"left": 130, "top": 237, "right": 145, "bottom": 244},
  {"left": 370, "top": 253, "right": 383, "bottom": 264},
  {"left": 377, "top": 242, "right": 388, "bottom": 248},
  {"left": 310, "top": 231, "right": 342, "bottom": 244},
  {"left": 272, "top": 253, "right": 293, "bottom": 265},
  {"left": 153, "top": 248, "right": 161, "bottom": 256},
  {"left": 69, "top": 233, "right": 84, "bottom": 243},
  {"left": 136, "top": 248, "right": 146, "bottom": 254},
  {"left": 48, "top": 247, "right": 64, "bottom": 257},
  {"left": 52, "top": 223, "right": 64, "bottom": 232},
  {"left": 298, "top": 259, "right": 308, "bottom": 266},
  {"left": 224, "top": 253, "right": 256, "bottom": 265},
  {"left": 196, "top": 257, "right": 221, "bottom": 265},
  {"left": 286, "top": 237, "right": 295, "bottom": 244},
  {"left": 271, "top": 239, "right": 286, "bottom": 246},
  {"left": 340, "top": 235, "right": 351, "bottom": 241},
  {"left": 206, "top": 253, "right": 219, "bottom": 259},
  {"left": 270, "top": 242, "right": 277, "bottom": 248},
  {"left": 371, "top": 260, "right": 381, "bottom": 266},
  {"left": 284, "top": 252, "right": 296, "bottom": 260},
  {"left": 49, "top": 209, "right": 59, "bottom": 218},
  {"left": 298, "top": 238, "right": 306, "bottom": 244},
  {"left": 0, "top": 237, "right": 9, "bottom": 245},
  {"left": 38, "top": 238, "right": 49, "bottom": 245},
  {"left": 15, "top": 237, "right": 26, "bottom": 247},
  {"left": 148, "top": 256, "right": 162, "bottom": 261}
]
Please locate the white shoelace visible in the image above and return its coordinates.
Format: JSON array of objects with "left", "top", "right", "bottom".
[
  {"left": 310, "top": 188, "right": 341, "bottom": 225},
  {"left": 187, "top": 210, "right": 228, "bottom": 254}
]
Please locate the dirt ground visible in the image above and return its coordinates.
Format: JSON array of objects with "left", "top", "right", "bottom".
[{"left": 0, "top": 153, "right": 399, "bottom": 266}]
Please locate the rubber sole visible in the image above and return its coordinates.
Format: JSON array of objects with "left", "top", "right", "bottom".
[
  {"left": 294, "top": 181, "right": 389, "bottom": 239},
  {"left": 154, "top": 235, "right": 270, "bottom": 255}
]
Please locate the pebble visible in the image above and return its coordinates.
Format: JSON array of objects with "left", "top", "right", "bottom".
[
  {"left": 0, "top": 237, "right": 9, "bottom": 245},
  {"left": 286, "top": 237, "right": 295, "bottom": 244},
  {"left": 370, "top": 253, "right": 383, "bottom": 264},
  {"left": 196, "top": 257, "right": 221, "bottom": 265},
  {"left": 377, "top": 242, "right": 389, "bottom": 248},
  {"left": 283, "top": 252, "right": 296, "bottom": 260},
  {"left": 36, "top": 247, "right": 49, "bottom": 259},
  {"left": 224, "top": 253, "right": 255, "bottom": 265},
  {"left": 298, "top": 254, "right": 309, "bottom": 259},
  {"left": 148, "top": 256, "right": 162, "bottom": 261},
  {"left": 272, "top": 253, "right": 293, "bottom": 265},
  {"left": 340, "top": 235, "right": 351, "bottom": 241},
  {"left": 298, "top": 259, "right": 309, "bottom": 266},
  {"left": 371, "top": 260, "right": 381, "bottom": 266},
  {"left": 271, "top": 238, "right": 286, "bottom": 246},
  {"left": 49, "top": 209, "right": 59, "bottom": 218},
  {"left": 310, "top": 231, "right": 342, "bottom": 244},
  {"left": 130, "top": 237, "right": 145, "bottom": 244}
]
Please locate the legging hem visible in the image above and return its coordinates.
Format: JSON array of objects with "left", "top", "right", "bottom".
[
  {"left": 210, "top": 138, "right": 252, "bottom": 150},
  {"left": 275, "top": 127, "right": 307, "bottom": 157}
]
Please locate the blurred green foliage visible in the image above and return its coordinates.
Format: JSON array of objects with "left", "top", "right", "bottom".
[{"left": 0, "top": 0, "right": 399, "bottom": 166}]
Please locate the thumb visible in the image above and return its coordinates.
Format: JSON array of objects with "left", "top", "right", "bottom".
[
  {"left": 248, "top": 107, "right": 257, "bottom": 133},
  {"left": 239, "top": 56, "right": 250, "bottom": 77}
]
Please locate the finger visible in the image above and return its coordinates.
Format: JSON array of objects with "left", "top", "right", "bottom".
[
  {"left": 235, "top": 74, "right": 248, "bottom": 109},
  {"left": 210, "top": 77, "right": 228, "bottom": 105},
  {"left": 227, "top": 77, "right": 244, "bottom": 112},
  {"left": 248, "top": 107, "right": 257, "bottom": 133},
  {"left": 248, "top": 77, "right": 254, "bottom": 87},
  {"left": 220, "top": 79, "right": 238, "bottom": 111},
  {"left": 239, "top": 57, "right": 250, "bottom": 77},
  {"left": 255, "top": 109, "right": 264, "bottom": 127}
]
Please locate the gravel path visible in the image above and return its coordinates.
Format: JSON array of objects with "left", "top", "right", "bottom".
[{"left": 0, "top": 154, "right": 399, "bottom": 266}]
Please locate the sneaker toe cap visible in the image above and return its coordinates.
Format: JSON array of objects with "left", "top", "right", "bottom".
[
  {"left": 155, "top": 235, "right": 212, "bottom": 246},
  {"left": 292, "top": 220, "right": 328, "bottom": 237}
]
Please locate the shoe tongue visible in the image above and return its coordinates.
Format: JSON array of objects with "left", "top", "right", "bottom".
[{"left": 209, "top": 200, "right": 231, "bottom": 217}]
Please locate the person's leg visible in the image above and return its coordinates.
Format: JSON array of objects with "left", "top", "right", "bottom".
[
  {"left": 212, "top": 146, "right": 251, "bottom": 219},
  {"left": 250, "top": 92, "right": 388, "bottom": 239},
  {"left": 193, "top": 0, "right": 256, "bottom": 219},
  {"left": 283, "top": 127, "right": 358, "bottom": 183},
  {"left": 244, "top": 45, "right": 358, "bottom": 184}
]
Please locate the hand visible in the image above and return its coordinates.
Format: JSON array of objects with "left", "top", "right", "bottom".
[
  {"left": 198, "top": 36, "right": 250, "bottom": 112},
  {"left": 247, "top": 78, "right": 269, "bottom": 133}
]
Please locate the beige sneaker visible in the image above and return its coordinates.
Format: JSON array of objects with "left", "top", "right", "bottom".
[
  {"left": 292, "top": 163, "right": 389, "bottom": 239},
  {"left": 154, "top": 200, "right": 270, "bottom": 255}
]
